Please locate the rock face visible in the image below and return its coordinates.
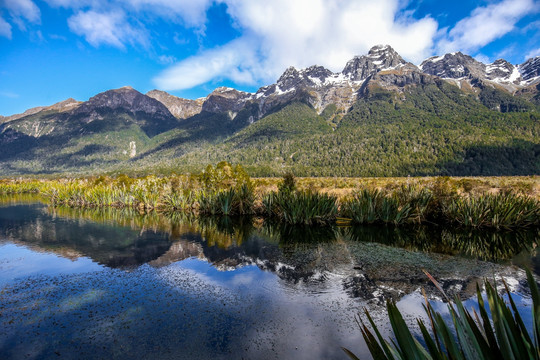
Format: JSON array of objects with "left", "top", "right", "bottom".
[
  {"left": 486, "top": 59, "right": 520, "bottom": 83},
  {"left": 201, "top": 87, "right": 252, "bottom": 115},
  {"left": 1, "top": 98, "right": 81, "bottom": 123},
  {"left": 146, "top": 90, "right": 204, "bottom": 119},
  {"left": 420, "top": 52, "right": 486, "bottom": 80},
  {"left": 3, "top": 45, "right": 540, "bottom": 142},
  {"left": 72, "top": 86, "right": 175, "bottom": 123},
  {"left": 419, "top": 52, "right": 539, "bottom": 91},
  {"left": 519, "top": 56, "right": 540, "bottom": 82},
  {"left": 342, "top": 44, "right": 408, "bottom": 81}
]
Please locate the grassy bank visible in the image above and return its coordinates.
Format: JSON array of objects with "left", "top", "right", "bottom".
[{"left": 1, "top": 163, "right": 539, "bottom": 229}]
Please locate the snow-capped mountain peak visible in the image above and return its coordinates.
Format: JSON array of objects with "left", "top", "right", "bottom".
[{"left": 342, "top": 45, "right": 406, "bottom": 81}]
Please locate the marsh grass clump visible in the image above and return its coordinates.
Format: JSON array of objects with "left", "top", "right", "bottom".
[
  {"left": 342, "top": 185, "right": 431, "bottom": 225},
  {"left": 0, "top": 180, "right": 43, "bottom": 195},
  {"left": 262, "top": 171, "right": 339, "bottom": 225},
  {"left": 162, "top": 189, "right": 197, "bottom": 211},
  {"left": 342, "top": 189, "right": 383, "bottom": 224},
  {"left": 394, "top": 184, "right": 433, "bottom": 224},
  {"left": 1, "top": 173, "right": 538, "bottom": 228},
  {"left": 198, "top": 184, "right": 255, "bottom": 216},
  {"left": 344, "top": 269, "right": 540, "bottom": 360},
  {"left": 268, "top": 190, "right": 338, "bottom": 225},
  {"left": 444, "top": 192, "right": 540, "bottom": 229}
]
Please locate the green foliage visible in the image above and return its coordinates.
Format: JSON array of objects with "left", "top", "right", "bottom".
[
  {"left": 0, "top": 180, "right": 43, "bottom": 194},
  {"left": 1, "top": 81, "right": 539, "bottom": 177},
  {"left": 199, "top": 161, "right": 253, "bottom": 190},
  {"left": 342, "top": 189, "right": 384, "bottom": 224},
  {"left": 443, "top": 192, "right": 540, "bottom": 228},
  {"left": 345, "top": 269, "right": 540, "bottom": 360},
  {"left": 342, "top": 186, "right": 432, "bottom": 225},
  {"left": 2, "top": 173, "right": 539, "bottom": 229},
  {"left": 198, "top": 184, "right": 255, "bottom": 216},
  {"left": 278, "top": 172, "right": 296, "bottom": 195},
  {"left": 268, "top": 190, "right": 338, "bottom": 225},
  {"left": 479, "top": 86, "right": 535, "bottom": 113}
]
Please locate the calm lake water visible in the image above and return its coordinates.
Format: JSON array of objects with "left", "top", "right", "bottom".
[{"left": 0, "top": 195, "right": 538, "bottom": 359}]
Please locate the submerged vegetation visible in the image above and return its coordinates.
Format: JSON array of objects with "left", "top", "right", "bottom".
[
  {"left": 0, "top": 162, "right": 539, "bottom": 228},
  {"left": 345, "top": 269, "right": 540, "bottom": 360}
]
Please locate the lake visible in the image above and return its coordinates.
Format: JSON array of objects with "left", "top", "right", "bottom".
[{"left": 0, "top": 195, "right": 538, "bottom": 359}]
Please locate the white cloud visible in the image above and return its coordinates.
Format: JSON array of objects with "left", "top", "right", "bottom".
[
  {"left": 438, "top": 0, "right": 536, "bottom": 53},
  {"left": 154, "top": 0, "right": 439, "bottom": 91},
  {"left": 67, "top": 10, "right": 147, "bottom": 49},
  {"left": 121, "top": 0, "right": 213, "bottom": 27},
  {"left": 0, "top": 16, "right": 12, "bottom": 39},
  {"left": 46, "top": 0, "right": 213, "bottom": 27},
  {"left": 154, "top": 38, "right": 254, "bottom": 90},
  {"left": 0, "top": 0, "right": 40, "bottom": 31},
  {"left": 158, "top": 54, "right": 176, "bottom": 64},
  {"left": 526, "top": 48, "right": 540, "bottom": 59},
  {"left": 2, "top": 0, "right": 41, "bottom": 23},
  {"left": 474, "top": 54, "right": 491, "bottom": 64},
  {"left": 43, "top": 0, "right": 95, "bottom": 6},
  {"left": 0, "top": 91, "right": 19, "bottom": 98}
]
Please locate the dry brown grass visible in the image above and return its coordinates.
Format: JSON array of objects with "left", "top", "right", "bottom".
[{"left": 253, "top": 176, "right": 540, "bottom": 201}]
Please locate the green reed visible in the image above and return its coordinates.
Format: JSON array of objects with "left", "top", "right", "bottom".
[
  {"left": 341, "top": 186, "right": 429, "bottom": 225},
  {"left": 268, "top": 190, "right": 338, "bottom": 225},
  {"left": 443, "top": 192, "right": 540, "bottom": 229},
  {"left": 344, "top": 269, "right": 540, "bottom": 360}
]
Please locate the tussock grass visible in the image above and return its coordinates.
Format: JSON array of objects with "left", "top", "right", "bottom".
[
  {"left": 444, "top": 192, "right": 540, "bottom": 229},
  {"left": 1, "top": 169, "right": 538, "bottom": 228}
]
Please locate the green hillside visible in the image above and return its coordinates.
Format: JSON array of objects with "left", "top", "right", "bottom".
[
  {"left": 154, "top": 81, "right": 539, "bottom": 177},
  {"left": 0, "top": 80, "right": 539, "bottom": 177}
]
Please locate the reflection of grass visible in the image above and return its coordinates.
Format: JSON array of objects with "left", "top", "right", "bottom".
[
  {"left": 345, "top": 225, "right": 537, "bottom": 261},
  {"left": 345, "top": 269, "right": 540, "bottom": 360},
  {"left": 10, "top": 200, "right": 538, "bottom": 260}
]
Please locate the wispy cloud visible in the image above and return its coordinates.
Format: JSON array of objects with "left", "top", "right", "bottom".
[
  {"left": 437, "top": 0, "right": 537, "bottom": 54},
  {"left": 0, "top": 91, "right": 20, "bottom": 99},
  {"left": 0, "top": 0, "right": 40, "bottom": 35},
  {"left": 0, "top": 16, "right": 12, "bottom": 39},
  {"left": 158, "top": 55, "right": 176, "bottom": 64},
  {"left": 155, "top": 0, "right": 439, "bottom": 90},
  {"left": 1, "top": 0, "right": 41, "bottom": 30},
  {"left": 154, "top": 39, "right": 254, "bottom": 90},
  {"left": 67, "top": 10, "right": 148, "bottom": 49},
  {"left": 122, "top": 0, "right": 214, "bottom": 27},
  {"left": 526, "top": 48, "right": 540, "bottom": 59}
]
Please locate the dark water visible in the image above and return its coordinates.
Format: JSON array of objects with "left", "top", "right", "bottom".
[{"left": 0, "top": 196, "right": 538, "bottom": 359}]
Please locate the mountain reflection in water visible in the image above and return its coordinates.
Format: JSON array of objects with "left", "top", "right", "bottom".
[{"left": 0, "top": 199, "right": 537, "bottom": 300}]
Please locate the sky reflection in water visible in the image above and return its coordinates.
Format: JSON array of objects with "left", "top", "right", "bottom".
[{"left": 0, "top": 199, "right": 537, "bottom": 359}]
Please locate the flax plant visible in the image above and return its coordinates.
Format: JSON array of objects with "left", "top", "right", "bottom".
[{"left": 344, "top": 269, "right": 540, "bottom": 360}]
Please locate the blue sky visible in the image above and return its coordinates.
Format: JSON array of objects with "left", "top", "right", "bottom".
[{"left": 1, "top": 0, "right": 539, "bottom": 116}]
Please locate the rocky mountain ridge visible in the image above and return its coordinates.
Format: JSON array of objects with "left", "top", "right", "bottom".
[
  {"left": 3, "top": 45, "right": 539, "bottom": 124},
  {"left": 0, "top": 45, "right": 538, "bottom": 176}
]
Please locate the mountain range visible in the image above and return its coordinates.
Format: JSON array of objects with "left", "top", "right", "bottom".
[{"left": 1, "top": 45, "right": 539, "bottom": 176}]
